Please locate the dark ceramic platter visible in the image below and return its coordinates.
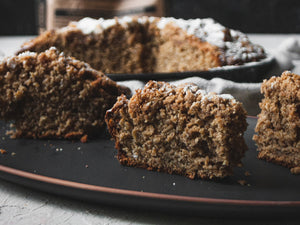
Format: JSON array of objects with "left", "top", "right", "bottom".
[
  {"left": 0, "top": 117, "right": 299, "bottom": 218},
  {"left": 107, "top": 57, "right": 276, "bottom": 82}
]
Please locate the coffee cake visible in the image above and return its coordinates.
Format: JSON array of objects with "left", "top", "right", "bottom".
[
  {"left": 18, "top": 16, "right": 266, "bottom": 74},
  {"left": 254, "top": 71, "right": 300, "bottom": 174},
  {"left": 0, "top": 47, "right": 130, "bottom": 140},
  {"left": 105, "top": 81, "right": 248, "bottom": 179}
]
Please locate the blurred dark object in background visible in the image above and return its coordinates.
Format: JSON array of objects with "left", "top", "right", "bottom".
[
  {"left": 165, "top": 0, "right": 300, "bottom": 33},
  {"left": 0, "top": 0, "right": 37, "bottom": 35},
  {"left": 44, "top": 0, "right": 164, "bottom": 32},
  {"left": 1, "top": 0, "right": 300, "bottom": 35}
]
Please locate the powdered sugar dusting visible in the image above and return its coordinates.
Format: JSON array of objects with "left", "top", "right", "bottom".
[
  {"left": 74, "top": 17, "right": 104, "bottom": 34},
  {"left": 270, "top": 82, "right": 276, "bottom": 89},
  {"left": 157, "top": 17, "right": 226, "bottom": 47},
  {"left": 66, "top": 16, "right": 265, "bottom": 64},
  {"left": 282, "top": 71, "right": 292, "bottom": 76},
  {"left": 195, "top": 89, "right": 207, "bottom": 95},
  {"left": 17, "top": 51, "right": 37, "bottom": 58},
  {"left": 201, "top": 93, "right": 215, "bottom": 101},
  {"left": 69, "top": 16, "right": 145, "bottom": 34},
  {"left": 1, "top": 51, "right": 38, "bottom": 69},
  {"left": 156, "top": 17, "right": 265, "bottom": 63},
  {"left": 180, "top": 83, "right": 236, "bottom": 103},
  {"left": 219, "top": 94, "right": 235, "bottom": 100},
  {"left": 183, "top": 84, "right": 199, "bottom": 93}
]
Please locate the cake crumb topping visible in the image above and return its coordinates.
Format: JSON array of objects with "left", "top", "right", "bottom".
[
  {"left": 290, "top": 167, "right": 300, "bottom": 175},
  {"left": 0, "top": 47, "right": 130, "bottom": 140},
  {"left": 0, "top": 149, "right": 7, "bottom": 154},
  {"left": 254, "top": 71, "right": 300, "bottom": 174},
  {"left": 105, "top": 80, "right": 248, "bottom": 179}
]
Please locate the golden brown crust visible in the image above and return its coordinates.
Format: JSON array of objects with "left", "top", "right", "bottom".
[{"left": 105, "top": 81, "right": 248, "bottom": 179}]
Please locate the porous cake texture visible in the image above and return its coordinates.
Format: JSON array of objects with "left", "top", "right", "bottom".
[
  {"left": 18, "top": 16, "right": 266, "bottom": 74},
  {"left": 0, "top": 47, "right": 130, "bottom": 140},
  {"left": 105, "top": 81, "right": 248, "bottom": 179},
  {"left": 254, "top": 71, "right": 300, "bottom": 174}
]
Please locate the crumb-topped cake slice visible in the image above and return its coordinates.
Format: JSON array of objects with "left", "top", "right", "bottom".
[
  {"left": 0, "top": 47, "right": 130, "bottom": 140},
  {"left": 17, "top": 16, "right": 266, "bottom": 74},
  {"left": 105, "top": 81, "right": 248, "bottom": 179},
  {"left": 254, "top": 71, "right": 300, "bottom": 174}
]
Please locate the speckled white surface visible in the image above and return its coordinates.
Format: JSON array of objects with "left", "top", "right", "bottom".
[
  {"left": 0, "top": 180, "right": 203, "bottom": 225},
  {"left": 1, "top": 180, "right": 300, "bottom": 225},
  {"left": 1, "top": 35, "right": 300, "bottom": 225}
]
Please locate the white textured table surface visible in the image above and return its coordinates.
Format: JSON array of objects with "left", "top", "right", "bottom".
[{"left": 0, "top": 35, "right": 300, "bottom": 225}]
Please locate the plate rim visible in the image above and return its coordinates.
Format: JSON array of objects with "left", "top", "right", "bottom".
[
  {"left": 106, "top": 56, "right": 276, "bottom": 81},
  {"left": 1, "top": 116, "right": 300, "bottom": 208},
  {"left": 1, "top": 164, "right": 300, "bottom": 207}
]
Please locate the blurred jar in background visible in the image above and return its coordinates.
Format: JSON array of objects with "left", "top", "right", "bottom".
[{"left": 37, "top": 0, "right": 165, "bottom": 33}]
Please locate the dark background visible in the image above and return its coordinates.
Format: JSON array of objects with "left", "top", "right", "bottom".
[{"left": 1, "top": 0, "right": 300, "bottom": 35}]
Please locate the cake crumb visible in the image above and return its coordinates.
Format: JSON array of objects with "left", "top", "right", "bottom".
[
  {"left": 80, "top": 135, "right": 88, "bottom": 143},
  {"left": 106, "top": 81, "right": 248, "bottom": 179},
  {"left": 6, "top": 130, "right": 14, "bottom": 137},
  {"left": 0, "top": 149, "right": 7, "bottom": 154},
  {"left": 237, "top": 180, "right": 247, "bottom": 186},
  {"left": 290, "top": 167, "right": 300, "bottom": 175},
  {"left": 244, "top": 171, "right": 251, "bottom": 176},
  {"left": 85, "top": 164, "right": 89, "bottom": 168},
  {"left": 11, "top": 152, "right": 16, "bottom": 156}
]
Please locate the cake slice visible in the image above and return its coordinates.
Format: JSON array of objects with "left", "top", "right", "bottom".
[
  {"left": 0, "top": 47, "right": 130, "bottom": 140},
  {"left": 105, "top": 81, "right": 248, "bottom": 179},
  {"left": 253, "top": 71, "right": 300, "bottom": 174}
]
